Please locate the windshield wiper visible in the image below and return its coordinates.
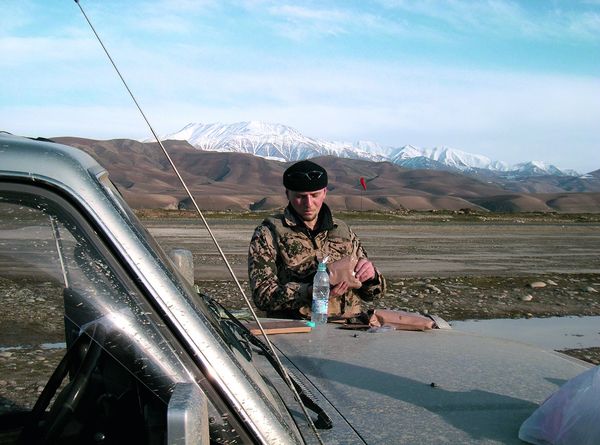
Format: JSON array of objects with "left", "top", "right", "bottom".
[
  {"left": 200, "top": 292, "right": 253, "bottom": 361},
  {"left": 207, "top": 297, "right": 332, "bottom": 430}
]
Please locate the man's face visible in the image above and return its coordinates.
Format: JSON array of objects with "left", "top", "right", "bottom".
[{"left": 287, "top": 188, "right": 327, "bottom": 224}]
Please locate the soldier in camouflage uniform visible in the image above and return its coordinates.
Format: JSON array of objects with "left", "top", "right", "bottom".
[{"left": 248, "top": 160, "right": 386, "bottom": 319}]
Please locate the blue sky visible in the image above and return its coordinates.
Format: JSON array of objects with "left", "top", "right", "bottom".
[{"left": 1, "top": 0, "right": 599, "bottom": 172}]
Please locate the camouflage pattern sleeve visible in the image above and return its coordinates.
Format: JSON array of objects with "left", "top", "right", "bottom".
[
  {"left": 350, "top": 228, "right": 387, "bottom": 301},
  {"left": 248, "top": 224, "right": 311, "bottom": 312}
]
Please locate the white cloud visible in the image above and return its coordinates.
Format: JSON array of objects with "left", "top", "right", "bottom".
[
  {"left": 2, "top": 0, "right": 598, "bottom": 173},
  {"left": 0, "top": 36, "right": 97, "bottom": 66},
  {"left": 567, "top": 11, "right": 600, "bottom": 39},
  {"left": 379, "top": 0, "right": 600, "bottom": 42},
  {"left": 1, "top": 105, "right": 148, "bottom": 140},
  {"left": 263, "top": 3, "right": 439, "bottom": 42},
  {"left": 7, "top": 57, "right": 597, "bottom": 171},
  {"left": 0, "top": 1, "right": 34, "bottom": 35}
]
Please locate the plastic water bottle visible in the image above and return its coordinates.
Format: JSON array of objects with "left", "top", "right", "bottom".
[{"left": 311, "top": 260, "right": 330, "bottom": 326}]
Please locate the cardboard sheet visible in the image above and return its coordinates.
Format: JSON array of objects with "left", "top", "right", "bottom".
[{"left": 243, "top": 320, "right": 312, "bottom": 335}]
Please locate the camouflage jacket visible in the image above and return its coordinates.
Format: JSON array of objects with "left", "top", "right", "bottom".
[{"left": 248, "top": 204, "right": 386, "bottom": 318}]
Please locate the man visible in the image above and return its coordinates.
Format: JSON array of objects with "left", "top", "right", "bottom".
[{"left": 248, "top": 159, "right": 386, "bottom": 319}]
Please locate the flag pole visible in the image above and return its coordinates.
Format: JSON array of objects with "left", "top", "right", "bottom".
[{"left": 361, "top": 188, "right": 363, "bottom": 212}]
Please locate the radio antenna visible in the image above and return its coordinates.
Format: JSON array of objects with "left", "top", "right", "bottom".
[{"left": 74, "top": 1, "right": 324, "bottom": 442}]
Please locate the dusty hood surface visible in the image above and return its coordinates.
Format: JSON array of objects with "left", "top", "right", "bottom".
[{"left": 271, "top": 324, "right": 590, "bottom": 444}]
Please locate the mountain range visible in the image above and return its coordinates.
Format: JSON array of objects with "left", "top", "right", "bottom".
[
  {"left": 152, "top": 121, "right": 582, "bottom": 177},
  {"left": 54, "top": 135, "right": 600, "bottom": 213}
]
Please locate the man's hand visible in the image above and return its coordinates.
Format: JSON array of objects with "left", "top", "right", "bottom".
[
  {"left": 329, "top": 281, "right": 349, "bottom": 297},
  {"left": 354, "top": 258, "right": 375, "bottom": 283},
  {"left": 309, "top": 282, "right": 348, "bottom": 298}
]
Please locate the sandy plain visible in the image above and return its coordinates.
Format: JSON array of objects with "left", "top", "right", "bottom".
[{"left": 143, "top": 213, "right": 600, "bottom": 279}]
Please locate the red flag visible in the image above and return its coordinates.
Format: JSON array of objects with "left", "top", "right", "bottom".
[{"left": 360, "top": 177, "right": 367, "bottom": 191}]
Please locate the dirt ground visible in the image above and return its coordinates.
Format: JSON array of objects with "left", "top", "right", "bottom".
[
  {"left": 141, "top": 212, "right": 600, "bottom": 364},
  {"left": 1, "top": 212, "right": 599, "bottom": 416}
]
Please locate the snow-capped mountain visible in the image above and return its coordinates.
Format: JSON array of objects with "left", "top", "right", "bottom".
[
  {"left": 154, "top": 121, "right": 388, "bottom": 163},
  {"left": 511, "top": 161, "right": 565, "bottom": 176},
  {"left": 388, "top": 145, "right": 511, "bottom": 172},
  {"left": 151, "top": 121, "right": 576, "bottom": 176},
  {"left": 162, "top": 121, "right": 320, "bottom": 161}
]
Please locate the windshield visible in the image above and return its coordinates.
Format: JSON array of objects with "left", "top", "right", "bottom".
[
  {"left": 93, "top": 172, "right": 305, "bottom": 440},
  {"left": 96, "top": 173, "right": 198, "bottom": 297},
  {"left": 94, "top": 173, "right": 254, "bottom": 350},
  {"left": 0, "top": 185, "right": 191, "bottom": 400},
  {"left": 0, "top": 182, "right": 259, "bottom": 443}
]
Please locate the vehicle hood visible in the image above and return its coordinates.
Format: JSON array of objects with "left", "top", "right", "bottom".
[{"left": 271, "top": 323, "right": 590, "bottom": 444}]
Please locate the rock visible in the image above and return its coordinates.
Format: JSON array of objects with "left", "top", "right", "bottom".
[
  {"left": 521, "top": 294, "right": 533, "bottom": 302},
  {"left": 528, "top": 281, "right": 547, "bottom": 289},
  {"left": 525, "top": 313, "right": 534, "bottom": 318},
  {"left": 0, "top": 352, "right": 13, "bottom": 358},
  {"left": 425, "top": 284, "right": 441, "bottom": 293},
  {"left": 14, "top": 288, "right": 35, "bottom": 299},
  {"left": 583, "top": 286, "right": 598, "bottom": 293},
  {"left": 546, "top": 279, "right": 558, "bottom": 286}
]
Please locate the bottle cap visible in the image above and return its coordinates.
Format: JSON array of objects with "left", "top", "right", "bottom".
[{"left": 317, "top": 256, "right": 329, "bottom": 271}]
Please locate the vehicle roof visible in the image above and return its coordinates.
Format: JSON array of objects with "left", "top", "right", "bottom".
[{"left": 0, "top": 133, "right": 103, "bottom": 186}]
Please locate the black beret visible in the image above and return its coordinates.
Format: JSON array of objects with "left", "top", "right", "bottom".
[{"left": 283, "top": 160, "right": 328, "bottom": 192}]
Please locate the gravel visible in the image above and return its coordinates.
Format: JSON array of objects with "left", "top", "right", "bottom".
[{"left": 3, "top": 214, "right": 600, "bottom": 417}]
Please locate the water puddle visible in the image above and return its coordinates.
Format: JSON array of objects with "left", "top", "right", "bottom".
[
  {"left": 451, "top": 316, "right": 600, "bottom": 350},
  {"left": 0, "top": 342, "right": 66, "bottom": 352},
  {"left": 0, "top": 345, "right": 26, "bottom": 352},
  {"left": 41, "top": 342, "right": 66, "bottom": 350}
]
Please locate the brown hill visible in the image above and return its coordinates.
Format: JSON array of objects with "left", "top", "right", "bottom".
[{"left": 52, "top": 137, "right": 600, "bottom": 213}]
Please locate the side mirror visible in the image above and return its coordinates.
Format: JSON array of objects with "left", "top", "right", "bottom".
[
  {"left": 167, "top": 382, "right": 210, "bottom": 444},
  {"left": 168, "top": 248, "right": 195, "bottom": 286}
]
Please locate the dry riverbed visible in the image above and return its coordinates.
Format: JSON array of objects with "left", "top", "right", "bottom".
[
  {"left": 2, "top": 212, "right": 600, "bottom": 416},
  {"left": 141, "top": 211, "right": 600, "bottom": 365}
]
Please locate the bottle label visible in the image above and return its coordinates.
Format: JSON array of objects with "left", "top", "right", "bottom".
[{"left": 312, "top": 299, "right": 328, "bottom": 315}]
